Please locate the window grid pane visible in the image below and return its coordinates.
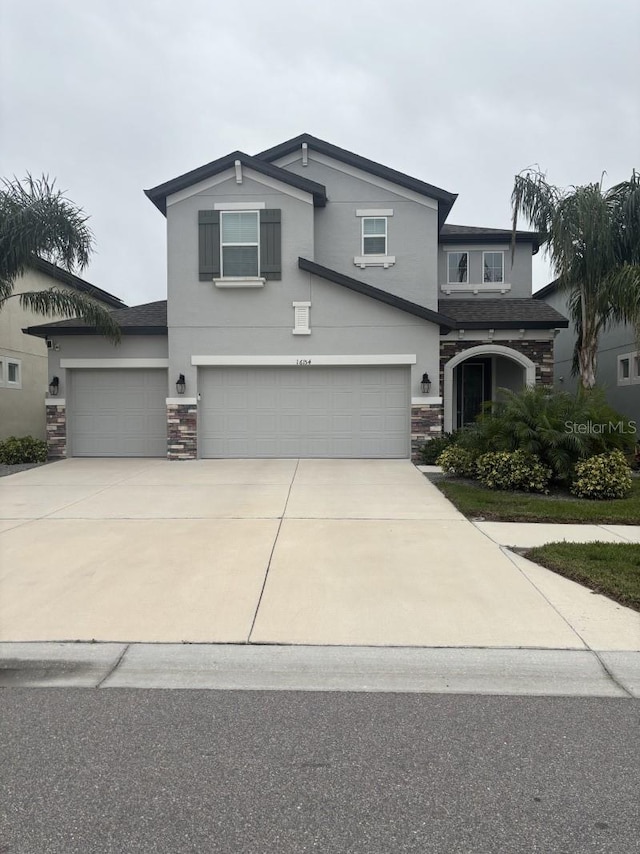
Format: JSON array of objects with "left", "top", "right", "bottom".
[
  {"left": 363, "top": 218, "right": 386, "bottom": 236},
  {"left": 363, "top": 236, "right": 386, "bottom": 255},
  {"left": 7, "top": 363, "right": 18, "bottom": 383},
  {"left": 221, "top": 211, "right": 258, "bottom": 243},
  {"left": 483, "top": 252, "right": 504, "bottom": 283},
  {"left": 222, "top": 246, "right": 259, "bottom": 277},
  {"left": 448, "top": 252, "right": 468, "bottom": 283}
]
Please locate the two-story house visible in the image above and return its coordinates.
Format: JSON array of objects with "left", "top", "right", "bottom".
[{"left": 26, "top": 134, "right": 568, "bottom": 460}]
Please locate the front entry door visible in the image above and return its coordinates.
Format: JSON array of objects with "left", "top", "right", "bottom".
[{"left": 456, "top": 359, "right": 492, "bottom": 428}]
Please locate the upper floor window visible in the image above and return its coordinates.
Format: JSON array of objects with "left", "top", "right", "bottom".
[
  {"left": 362, "top": 217, "right": 387, "bottom": 255},
  {"left": 447, "top": 252, "right": 468, "bottom": 283},
  {"left": 618, "top": 351, "right": 640, "bottom": 386},
  {"left": 220, "top": 211, "right": 259, "bottom": 278},
  {"left": 483, "top": 251, "right": 504, "bottom": 283}
]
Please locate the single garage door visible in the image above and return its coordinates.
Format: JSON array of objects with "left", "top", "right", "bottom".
[
  {"left": 69, "top": 369, "right": 167, "bottom": 457},
  {"left": 199, "top": 365, "right": 410, "bottom": 458}
]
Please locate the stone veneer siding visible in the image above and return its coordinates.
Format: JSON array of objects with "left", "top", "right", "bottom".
[
  {"left": 46, "top": 403, "right": 67, "bottom": 458},
  {"left": 167, "top": 403, "right": 197, "bottom": 460},
  {"left": 439, "top": 339, "right": 554, "bottom": 395},
  {"left": 411, "top": 403, "right": 444, "bottom": 461}
]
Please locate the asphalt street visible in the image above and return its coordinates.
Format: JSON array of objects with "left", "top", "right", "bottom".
[{"left": 1, "top": 689, "right": 638, "bottom": 854}]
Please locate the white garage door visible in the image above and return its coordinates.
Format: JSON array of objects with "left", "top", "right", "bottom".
[
  {"left": 199, "top": 366, "right": 410, "bottom": 458},
  {"left": 69, "top": 369, "right": 167, "bottom": 457}
]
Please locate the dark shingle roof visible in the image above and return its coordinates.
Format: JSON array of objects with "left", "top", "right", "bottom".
[
  {"left": 145, "top": 151, "right": 327, "bottom": 214},
  {"left": 25, "top": 300, "right": 167, "bottom": 337},
  {"left": 438, "top": 298, "right": 568, "bottom": 329},
  {"left": 30, "top": 258, "right": 126, "bottom": 308},
  {"left": 440, "top": 223, "right": 539, "bottom": 252},
  {"left": 299, "top": 258, "right": 454, "bottom": 331}
]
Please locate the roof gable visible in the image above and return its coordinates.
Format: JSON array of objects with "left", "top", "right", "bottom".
[
  {"left": 145, "top": 151, "right": 327, "bottom": 215},
  {"left": 257, "top": 134, "right": 457, "bottom": 227},
  {"left": 29, "top": 258, "right": 126, "bottom": 308}
]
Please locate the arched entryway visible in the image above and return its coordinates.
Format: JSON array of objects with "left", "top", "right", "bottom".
[{"left": 443, "top": 345, "right": 536, "bottom": 433}]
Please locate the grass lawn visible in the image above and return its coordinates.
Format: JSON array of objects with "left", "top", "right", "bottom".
[
  {"left": 525, "top": 542, "right": 640, "bottom": 611},
  {"left": 436, "top": 477, "right": 640, "bottom": 524}
]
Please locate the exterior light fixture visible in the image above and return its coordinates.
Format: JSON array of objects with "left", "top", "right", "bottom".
[
  {"left": 420, "top": 373, "right": 432, "bottom": 394},
  {"left": 176, "top": 374, "right": 186, "bottom": 395},
  {"left": 48, "top": 376, "right": 59, "bottom": 396}
]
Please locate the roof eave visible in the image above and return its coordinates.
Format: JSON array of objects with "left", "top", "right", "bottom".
[{"left": 24, "top": 325, "right": 167, "bottom": 338}]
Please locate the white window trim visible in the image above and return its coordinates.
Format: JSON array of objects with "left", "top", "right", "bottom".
[
  {"left": 214, "top": 277, "right": 265, "bottom": 288},
  {"left": 220, "top": 210, "right": 260, "bottom": 279},
  {"left": 0, "top": 356, "right": 22, "bottom": 389},
  {"left": 446, "top": 251, "right": 469, "bottom": 285},
  {"left": 482, "top": 251, "right": 505, "bottom": 284},
  {"left": 441, "top": 282, "right": 511, "bottom": 295},
  {"left": 292, "top": 301, "right": 311, "bottom": 335},
  {"left": 354, "top": 255, "right": 396, "bottom": 269},
  {"left": 361, "top": 216, "right": 388, "bottom": 257},
  {"left": 617, "top": 351, "right": 639, "bottom": 386},
  {"left": 355, "top": 209, "right": 394, "bottom": 217}
]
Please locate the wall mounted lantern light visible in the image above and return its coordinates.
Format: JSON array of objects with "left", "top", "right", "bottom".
[
  {"left": 420, "top": 373, "right": 432, "bottom": 394},
  {"left": 176, "top": 374, "right": 186, "bottom": 395},
  {"left": 48, "top": 376, "right": 59, "bottom": 396}
]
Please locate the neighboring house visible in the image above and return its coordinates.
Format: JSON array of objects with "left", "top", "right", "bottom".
[
  {"left": 0, "top": 258, "right": 125, "bottom": 441},
  {"left": 534, "top": 280, "right": 640, "bottom": 426},
  {"left": 26, "top": 134, "right": 568, "bottom": 460}
]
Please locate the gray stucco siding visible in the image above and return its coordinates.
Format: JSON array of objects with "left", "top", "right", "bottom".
[
  {"left": 438, "top": 243, "right": 532, "bottom": 300},
  {"left": 280, "top": 155, "right": 440, "bottom": 310},
  {"left": 169, "top": 274, "right": 440, "bottom": 400},
  {"left": 46, "top": 335, "right": 169, "bottom": 398}
]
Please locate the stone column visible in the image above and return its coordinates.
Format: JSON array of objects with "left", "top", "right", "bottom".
[
  {"left": 45, "top": 401, "right": 67, "bottom": 458},
  {"left": 167, "top": 400, "right": 197, "bottom": 460},
  {"left": 411, "top": 402, "right": 443, "bottom": 461}
]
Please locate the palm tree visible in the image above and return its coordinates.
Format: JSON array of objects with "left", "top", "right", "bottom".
[
  {"left": 0, "top": 174, "right": 120, "bottom": 341},
  {"left": 511, "top": 168, "right": 640, "bottom": 389}
]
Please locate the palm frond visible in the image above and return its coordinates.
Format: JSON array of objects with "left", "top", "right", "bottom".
[{"left": 16, "top": 289, "right": 121, "bottom": 343}]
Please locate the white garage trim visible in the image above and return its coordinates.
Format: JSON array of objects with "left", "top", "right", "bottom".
[
  {"left": 443, "top": 344, "right": 536, "bottom": 433},
  {"left": 192, "top": 354, "right": 417, "bottom": 366},
  {"left": 60, "top": 358, "right": 169, "bottom": 369}
]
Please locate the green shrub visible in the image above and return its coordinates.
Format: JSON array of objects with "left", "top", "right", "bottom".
[
  {"left": 455, "top": 386, "right": 635, "bottom": 485},
  {"left": 436, "top": 445, "right": 477, "bottom": 478},
  {"left": 570, "top": 451, "right": 633, "bottom": 500},
  {"left": 0, "top": 435, "right": 48, "bottom": 465},
  {"left": 475, "top": 450, "right": 552, "bottom": 493},
  {"left": 420, "top": 433, "right": 457, "bottom": 464}
]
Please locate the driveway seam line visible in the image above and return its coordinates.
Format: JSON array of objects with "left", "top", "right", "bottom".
[
  {"left": 247, "top": 459, "right": 300, "bottom": 644},
  {"left": 96, "top": 643, "right": 130, "bottom": 688}
]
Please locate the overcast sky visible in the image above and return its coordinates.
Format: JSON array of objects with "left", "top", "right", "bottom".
[{"left": 2, "top": 0, "right": 638, "bottom": 306}]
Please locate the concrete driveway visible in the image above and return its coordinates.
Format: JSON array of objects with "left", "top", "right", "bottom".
[{"left": 1, "top": 459, "right": 637, "bottom": 649}]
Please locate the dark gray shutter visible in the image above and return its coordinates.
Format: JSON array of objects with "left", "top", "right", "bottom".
[
  {"left": 260, "top": 209, "right": 281, "bottom": 280},
  {"left": 199, "top": 211, "right": 220, "bottom": 280}
]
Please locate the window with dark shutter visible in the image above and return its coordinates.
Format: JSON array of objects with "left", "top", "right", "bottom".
[
  {"left": 199, "top": 208, "right": 281, "bottom": 281},
  {"left": 260, "top": 209, "right": 281, "bottom": 280}
]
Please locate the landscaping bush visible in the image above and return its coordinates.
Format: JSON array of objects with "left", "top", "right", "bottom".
[
  {"left": 455, "top": 386, "right": 635, "bottom": 485},
  {"left": 570, "top": 451, "right": 633, "bottom": 500},
  {"left": 475, "top": 450, "right": 552, "bottom": 493},
  {"left": 420, "top": 432, "right": 457, "bottom": 464},
  {"left": 0, "top": 435, "right": 48, "bottom": 465},
  {"left": 436, "top": 445, "right": 477, "bottom": 478}
]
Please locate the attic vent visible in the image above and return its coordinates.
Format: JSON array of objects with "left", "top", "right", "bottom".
[{"left": 293, "top": 301, "right": 311, "bottom": 335}]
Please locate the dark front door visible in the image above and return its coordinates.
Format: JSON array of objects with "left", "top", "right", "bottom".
[{"left": 456, "top": 358, "right": 492, "bottom": 428}]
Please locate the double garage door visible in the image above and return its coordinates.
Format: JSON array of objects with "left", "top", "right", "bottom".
[
  {"left": 199, "top": 366, "right": 410, "bottom": 458},
  {"left": 67, "top": 365, "right": 410, "bottom": 458}
]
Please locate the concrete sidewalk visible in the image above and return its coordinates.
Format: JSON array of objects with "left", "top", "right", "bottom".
[
  {"left": 474, "top": 521, "right": 640, "bottom": 548},
  {"left": 0, "top": 459, "right": 638, "bottom": 650}
]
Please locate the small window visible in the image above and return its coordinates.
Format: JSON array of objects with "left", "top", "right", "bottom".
[
  {"left": 633, "top": 355, "right": 640, "bottom": 381},
  {"left": 619, "top": 357, "right": 631, "bottom": 384},
  {"left": 2, "top": 358, "right": 22, "bottom": 389},
  {"left": 447, "top": 252, "right": 468, "bottom": 284},
  {"left": 362, "top": 217, "right": 387, "bottom": 255},
  {"left": 220, "top": 211, "right": 259, "bottom": 277},
  {"left": 483, "top": 252, "right": 504, "bottom": 283}
]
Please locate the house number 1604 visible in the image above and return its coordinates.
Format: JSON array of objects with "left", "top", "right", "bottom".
[{"left": 296, "top": 359, "right": 312, "bottom": 366}]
